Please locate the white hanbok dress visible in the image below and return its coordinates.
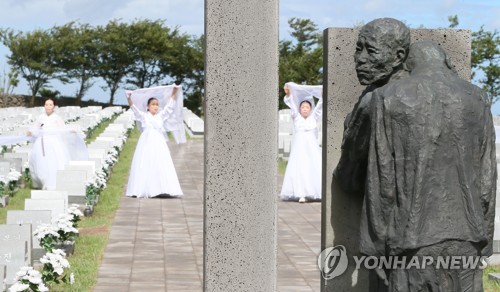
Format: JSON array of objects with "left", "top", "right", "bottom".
[
  {"left": 126, "top": 100, "right": 183, "bottom": 198},
  {"left": 280, "top": 84, "right": 323, "bottom": 201},
  {"left": 29, "top": 113, "right": 71, "bottom": 190}
]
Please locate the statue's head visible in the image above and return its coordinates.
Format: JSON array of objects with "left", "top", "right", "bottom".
[
  {"left": 406, "top": 41, "right": 454, "bottom": 72},
  {"left": 354, "top": 18, "right": 410, "bottom": 86}
]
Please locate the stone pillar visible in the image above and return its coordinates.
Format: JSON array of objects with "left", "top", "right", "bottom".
[
  {"left": 204, "top": 1, "right": 278, "bottom": 291},
  {"left": 321, "top": 28, "right": 471, "bottom": 291}
]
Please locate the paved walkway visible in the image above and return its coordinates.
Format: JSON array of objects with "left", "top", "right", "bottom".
[{"left": 94, "top": 139, "right": 321, "bottom": 291}]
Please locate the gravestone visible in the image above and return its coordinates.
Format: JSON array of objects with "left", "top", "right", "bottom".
[
  {"left": 6, "top": 210, "right": 52, "bottom": 262},
  {"left": 31, "top": 190, "right": 69, "bottom": 210},
  {"left": 0, "top": 224, "right": 33, "bottom": 265},
  {"left": 0, "top": 161, "right": 10, "bottom": 175},
  {"left": 2, "top": 152, "right": 28, "bottom": 169},
  {"left": 322, "top": 27, "right": 472, "bottom": 291},
  {"left": 24, "top": 199, "right": 66, "bottom": 222},
  {"left": 205, "top": 0, "right": 278, "bottom": 290},
  {"left": 0, "top": 241, "right": 28, "bottom": 286},
  {"left": 0, "top": 264, "right": 5, "bottom": 292},
  {"left": 65, "top": 161, "right": 96, "bottom": 180},
  {"left": 0, "top": 157, "right": 22, "bottom": 173},
  {"left": 55, "top": 169, "right": 87, "bottom": 204}
]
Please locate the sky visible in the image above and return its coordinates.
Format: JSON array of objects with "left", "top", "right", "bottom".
[{"left": 0, "top": 0, "right": 499, "bottom": 109}]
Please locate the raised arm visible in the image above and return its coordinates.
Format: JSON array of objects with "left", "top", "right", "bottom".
[
  {"left": 126, "top": 91, "right": 133, "bottom": 106},
  {"left": 126, "top": 91, "right": 145, "bottom": 122},
  {"left": 160, "top": 88, "right": 178, "bottom": 121},
  {"left": 283, "top": 84, "right": 299, "bottom": 118},
  {"left": 313, "top": 94, "right": 323, "bottom": 120}
]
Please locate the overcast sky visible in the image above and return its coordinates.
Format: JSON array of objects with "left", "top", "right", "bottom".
[{"left": 0, "top": 0, "right": 499, "bottom": 109}]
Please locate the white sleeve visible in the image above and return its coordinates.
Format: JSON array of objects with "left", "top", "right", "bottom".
[
  {"left": 160, "top": 98, "right": 177, "bottom": 121},
  {"left": 131, "top": 104, "right": 146, "bottom": 123},
  {"left": 313, "top": 95, "right": 323, "bottom": 120},
  {"left": 284, "top": 94, "right": 298, "bottom": 118}
]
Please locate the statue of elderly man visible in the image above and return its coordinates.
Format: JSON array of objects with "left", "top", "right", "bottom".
[{"left": 335, "top": 18, "right": 496, "bottom": 292}]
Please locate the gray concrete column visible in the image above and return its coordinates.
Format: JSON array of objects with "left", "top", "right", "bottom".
[
  {"left": 204, "top": 0, "right": 279, "bottom": 291},
  {"left": 321, "top": 27, "right": 471, "bottom": 291}
]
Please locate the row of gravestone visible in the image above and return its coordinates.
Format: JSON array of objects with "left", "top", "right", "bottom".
[
  {"left": 0, "top": 110, "right": 135, "bottom": 291},
  {"left": 183, "top": 108, "right": 204, "bottom": 137},
  {"left": 0, "top": 106, "right": 111, "bottom": 136}
]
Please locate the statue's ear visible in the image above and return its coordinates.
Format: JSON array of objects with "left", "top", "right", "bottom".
[{"left": 393, "top": 47, "right": 407, "bottom": 67}]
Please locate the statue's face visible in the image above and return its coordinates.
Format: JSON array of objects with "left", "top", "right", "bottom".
[{"left": 354, "top": 30, "right": 397, "bottom": 86}]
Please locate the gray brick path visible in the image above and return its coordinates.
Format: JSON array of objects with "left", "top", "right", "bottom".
[{"left": 94, "top": 139, "right": 321, "bottom": 291}]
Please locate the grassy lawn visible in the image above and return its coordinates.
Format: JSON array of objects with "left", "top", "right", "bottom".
[{"left": 484, "top": 265, "right": 500, "bottom": 291}]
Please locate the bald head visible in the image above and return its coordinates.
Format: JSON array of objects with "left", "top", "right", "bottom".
[{"left": 406, "top": 41, "right": 454, "bottom": 72}]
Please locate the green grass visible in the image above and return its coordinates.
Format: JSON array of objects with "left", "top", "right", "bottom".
[
  {"left": 483, "top": 265, "right": 500, "bottom": 291},
  {"left": 85, "top": 115, "right": 118, "bottom": 144},
  {"left": 51, "top": 126, "right": 139, "bottom": 291},
  {"left": 278, "top": 157, "right": 287, "bottom": 176},
  {"left": 0, "top": 187, "right": 31, "bottom": 224}
]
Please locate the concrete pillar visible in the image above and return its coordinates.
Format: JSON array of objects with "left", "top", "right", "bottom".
[
  {"left": 321, "top": 28, "right": 471, "bottom": 291},
  {"left": 204, "top": 0, "right": 279, "bottom": 291}
]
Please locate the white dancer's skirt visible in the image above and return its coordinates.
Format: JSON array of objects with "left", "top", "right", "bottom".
[
  {"left": 126, "top": 129, "right": 183, "bottom": 198},
  {"left": 29, "top": 135, "right": 71, "bottom": 190},
  {"left": 280, "top": 130, "right": 322, "bottom": 201}
]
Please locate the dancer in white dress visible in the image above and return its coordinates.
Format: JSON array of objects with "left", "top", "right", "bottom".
[
  {"left": 28, "top": 98, "right": 71, "bottom": 190},
  {"left": 280, "top": 82, "right": 323, "bottom": 203},
  {"left": 125, "top": 88, "right": 183, "bottom": 198}
]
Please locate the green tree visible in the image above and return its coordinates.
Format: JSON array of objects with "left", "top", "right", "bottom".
[
  {"left": 0, "top": 67, "right": 19, "bottom": 94},
  {"left": 126, "top": 19, "right": 180, "bottom": 89},
  {"left": 181, "top": 34, "right": 204, "bottom": 116},
  {"left": 449, "top": 15, "right": 499, "bottom": 105},
  {"left": 279, "top": 18, "right": 323, "bottom": 109},
  {"left": 52, "top": 22, "right": 99, "bottom": 105},
  {"left": 0, "top": 28, "right": 59, "bottom": 106},
  {"left": 95, "top": 20, "right": 135, "bottom": 105}
]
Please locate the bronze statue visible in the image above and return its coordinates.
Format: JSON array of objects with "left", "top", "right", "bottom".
[{"left": 334, "top": 18, "right": 496, "bottom": 292}]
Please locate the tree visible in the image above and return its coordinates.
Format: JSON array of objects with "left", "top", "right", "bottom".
[
  {"left": 51, "top": 22, "right": 99, "bottom": 105},
  {"left": 279, "top": 18, "right": 323, "bottom": 109},
  {"left": 449, "top": 15, "right": 499, "bottom": 105},
  {"left": 126, "top": 19, "right": 180, "bottom": 89},
  {"left": 95, "top": 20, "right": 135, "bottom": 105},
  {"left": 0, "top": 28, "right": 59, "bottom": 106},
  {"left": 0, "top": 67, "right": 19, "bottom": 95},
  {"left": 181, "top": 34, "right": 205, "bottom": 116}
]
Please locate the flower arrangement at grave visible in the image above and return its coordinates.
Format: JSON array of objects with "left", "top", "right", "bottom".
[
  {"left": 85, "top": 180, "right": 101, "bottom": 206},
  {"left": 23, "top": 161, "right": 32, "bottom": 186},
  {"left": 6, "top": 168, "right": 22, "bottom": 195},
  {"left": 34, "top": 224, "right": 60, "bottom": 253},
  {"left": 39, "top": 249, "right": 74, "bottom": 287},
  {"left": 54, "top": 213, "right": 79, "bottom": 243},
  {"left": 0, "top": 174, "right": 6, "bottom": 199},
  {"left": 0, "top": 168, "right": 23, "bottom": 199},
  {"left": 67, "top": 204, "right": 83, "bottom": 229},
  {"left": 8, "top": 266, "right": 49, "bottom": 292}
]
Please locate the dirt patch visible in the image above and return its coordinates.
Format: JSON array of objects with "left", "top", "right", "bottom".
[{"left": 79, "top": 225, "right": 109, "bottom": 235}]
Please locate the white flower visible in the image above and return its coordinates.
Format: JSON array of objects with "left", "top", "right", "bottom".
[
  {"left": 10, "top": 266, "right": 47, "bottom": 292},
  {"left": 54, "top": 214, "right": 79, "bottom": 235},
  {"left": 70, "top": 272, "right": 75, "bottom": 284},
  {"left": 8, "top": 282, "right": 29, "bottom": 292},
  {"left": 67, "top": 205, "right": 83, "bottom": 217},
  {"left": 7, "top": 169, "right": 22, "bottom": 181},
  {"left": 34, "top": 224, "right": 60, "bottom": 240},
  {"left": 40, "top": 249, "right": 70, "bottom": 275},
  {"left": 38, "top": 282, "right": 49, "bottom": 291}
]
